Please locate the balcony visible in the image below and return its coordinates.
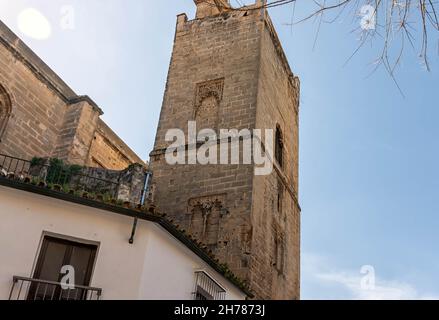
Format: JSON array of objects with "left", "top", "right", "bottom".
[
  {"left": 0, "top": 153, "right": 151, "bottom": 206},
  {"left": 0, "top": 153, "right": 121, "bottom": 199},
  {"left": 9, "top": 276, "right": 102, "bottom": 300},
  {"left": 193, "top": 271, "right": 226, "bottom": 300}
]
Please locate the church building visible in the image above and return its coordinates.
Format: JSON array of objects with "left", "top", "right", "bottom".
[{"left": 0, "top": 0, "right": 300, "bottom": 300}]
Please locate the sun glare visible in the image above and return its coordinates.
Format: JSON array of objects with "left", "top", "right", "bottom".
[{"left": 17, "top": 8, "right": 51, "bottom": 40}]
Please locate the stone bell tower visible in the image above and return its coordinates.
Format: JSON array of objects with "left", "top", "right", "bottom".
[{"left": 149, "top": 0, "right": 301, "bottom": 300}]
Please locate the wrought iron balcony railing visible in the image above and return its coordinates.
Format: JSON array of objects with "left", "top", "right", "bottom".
[
  {"left": 193, "top": 271, "right": 226, "bottom": 300},
  {"left": 9, "top": 276, "right": 102, "bottom": 300},
  {"left": 0, "top": 153, "right": 120, "bottom": 199}
]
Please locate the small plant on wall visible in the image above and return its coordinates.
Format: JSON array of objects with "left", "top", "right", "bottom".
[
  {"left": 31, "top": 157, "right": 83, "bottom": 185},
  {"left": 46, "top": 158, "right": 82, "bottom": 185}
]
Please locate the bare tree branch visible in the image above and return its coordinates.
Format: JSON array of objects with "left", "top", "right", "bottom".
[{"left": 200, "top": 0, "right": 439, "bottom": 91}]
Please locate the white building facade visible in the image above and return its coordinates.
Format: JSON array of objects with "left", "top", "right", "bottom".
[{"left": 0, "top": 182, "right": 248, "bottom": 300}]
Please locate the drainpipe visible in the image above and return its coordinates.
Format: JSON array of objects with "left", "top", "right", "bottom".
[
  {"left": 129, "top": 171, "right": 152, "bottom": 244},
  {"left": 140, "top": 171, "right": 152, "bottom": 206}
]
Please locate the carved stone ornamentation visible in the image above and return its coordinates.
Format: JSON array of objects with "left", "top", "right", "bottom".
[
  {"left": 194, "top": 78, "right": 224, "bottom": 131},
  {"left": 188, "top": 194, "right": 227, "bottom": 245}
]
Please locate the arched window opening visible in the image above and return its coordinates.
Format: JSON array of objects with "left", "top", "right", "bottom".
[
  {"left": 0, "top": 85, "right": 12, "bottom": 141},
  {"left": 275, "top": 125, "right": 284, "bottom": 167}
]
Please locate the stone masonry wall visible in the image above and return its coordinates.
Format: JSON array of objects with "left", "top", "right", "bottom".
[
  {"left": 150, "top": 8, "right": 263, "bottom": 284},
  {"left": 0, "top": 35, "right": 66, "bottom": 160},
  {"left": 153, "top": 10, "right": 261, "bottom": 149},
  {"left": 87, "top": 119, "right": 145, "bottom": 170},
  {"left": 53, "top": 100, "right": 101, "bottom": 166}
]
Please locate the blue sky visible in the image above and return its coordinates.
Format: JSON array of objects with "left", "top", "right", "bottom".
[{"left": 1, "top": 0, "right": 438, "bottom": 299}]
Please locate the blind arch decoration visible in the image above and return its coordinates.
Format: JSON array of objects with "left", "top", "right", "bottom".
[{"left": 0, "top": 84, "right": 12, "bottom": 141}]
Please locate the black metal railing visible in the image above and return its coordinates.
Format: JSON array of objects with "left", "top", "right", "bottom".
[
  {"left": 0, "top": 154, "right": 31, "bottom": 179},
  {"left": 0, "top": 153, "right": 120, "bottom": 199},
  {"left": 193, "top": 271, "right": 226, "bottom": 300},
  {"left": 9, "top": 276, "right": 102, "bottom": 300}
]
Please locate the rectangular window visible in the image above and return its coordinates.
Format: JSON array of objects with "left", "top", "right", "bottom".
[{"left": 28, "top": 236, "right": 98, "bottom": 300}]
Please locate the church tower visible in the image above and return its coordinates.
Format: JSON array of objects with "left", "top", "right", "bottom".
[{"left": 150, "top": 0, "right": 300, "bottom": 300}]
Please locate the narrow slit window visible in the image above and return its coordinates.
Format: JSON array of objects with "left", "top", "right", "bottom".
[{"left": 275, "top": 125, "right": 284, "bottom": 167}]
